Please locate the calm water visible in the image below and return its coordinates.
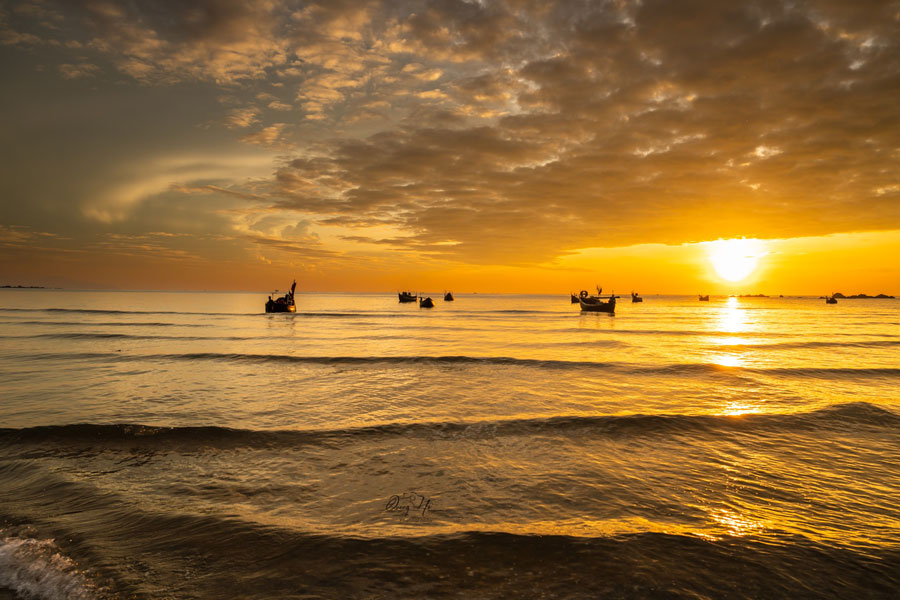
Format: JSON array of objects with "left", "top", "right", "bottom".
[{"left": 1, "top": 290, "right": 898, "bottom": 599}]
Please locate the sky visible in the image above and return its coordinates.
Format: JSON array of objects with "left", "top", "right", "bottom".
[{"left": 1, "top": 0, "right": 898, "bottom": 294}]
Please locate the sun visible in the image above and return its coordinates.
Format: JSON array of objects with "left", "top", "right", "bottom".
[{"left": 707, "top": 238, "right": 767, "bottom": 282}]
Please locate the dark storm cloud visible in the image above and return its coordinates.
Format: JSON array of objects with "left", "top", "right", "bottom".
[{"left": 2, "top": 0, "right": 899, "bottom": 266}]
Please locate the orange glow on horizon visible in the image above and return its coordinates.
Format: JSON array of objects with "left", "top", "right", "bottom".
[{"left": 2, "top": 230, "right": 899, "bottom": 295}]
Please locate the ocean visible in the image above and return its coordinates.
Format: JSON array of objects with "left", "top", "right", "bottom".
[{"left": 1, "top": 289, "right": 898, "bottom": 599}]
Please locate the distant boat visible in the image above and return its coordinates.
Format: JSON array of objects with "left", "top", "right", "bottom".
[
  {"left": 398, "top": 291, "right": 417, "bottom": 303},
  {"left": 570, "top": 293, "right": 579, "bottom": 303},
  {"left": 419, "top": 297, "right": 435, "bottom": 308},
  {"left": 578, "top": 290, "right": 616, "bottom": 313},
  {"left": 825, "top": 295, "right": 838, "bottom": 304},
  {"left": 444, "top": 291, "right": 454, "bottom": 301},
  {"left": 265, "top": 280, "right": 296, "bottom": 313},
  {"left": 631, "top": 291, "right": 643, "bottom": 303},
  {"left": 698, "top": 295, "right": 709, "bottom": 301}
]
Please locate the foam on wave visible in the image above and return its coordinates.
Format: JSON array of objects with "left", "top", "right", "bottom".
[{"left": 0, "top": 532, "right": 97, "bottom": 600}]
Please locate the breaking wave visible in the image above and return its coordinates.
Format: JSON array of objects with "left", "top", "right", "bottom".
[{"left": 0, "top": 532, "right": 98, "bottom": 600}]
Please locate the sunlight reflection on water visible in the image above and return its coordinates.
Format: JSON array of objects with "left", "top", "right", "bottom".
[{"left": 708, "top": 297, "right": 748, "bottom": 368}]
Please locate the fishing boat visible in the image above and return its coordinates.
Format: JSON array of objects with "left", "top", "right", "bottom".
[
  {"left": 570, "top": 293, "right": 579, "bottom": 303},
  {"left": 398, "top": 291, "right": 417, "bottom": 303},
  {"left": 825, "top": 295, "right": 838, "bottom": 304},
  {"left": 420, "top": 297, "right": 435, "bottom": 308},
  {"left": 631, "top": 292, "right": 643, "bottom": 303},
  {"left": 578, "top": 290, "right": 616, "bottom": 314},
  {"left": 444, "top": 291, "right": 454, "bottom": 301},
  {"left": 265, "top": 280, "right": 296, "bottom": 313},
  {"left": 698, "top": 295, "right": 709, "bottom": 301}
]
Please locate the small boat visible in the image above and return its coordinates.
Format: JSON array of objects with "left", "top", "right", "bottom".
[
  {"left": 265, "top": 280, "right": 296, "bottom": 313},
  {"left": 570, "top": 293, "right": 579, "bottom": 304},
  {"left": 699, "top": 295, "right": 709, "bottom": 301},
  {"left": 398, "top": 291, "right": 417, "bottom": 303},
  {"left": 419, "top": 297, "right": 435, "bottom": 308},
  {"left": 578, "top": 290, "right": 616, "bottom": 314},
  {"left": 825, "top": 295, "right": 838, "bottom": 304},
  {"left": 631, "top": 292, "right": 643, "bottom": 303},
  {"left": 444, "top": 291, "right": 454, "bottom": 301}
]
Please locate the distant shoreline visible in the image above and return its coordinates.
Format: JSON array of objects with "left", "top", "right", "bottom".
[
  {"left": 0, "top": 285, "right": 49, "bottom": 289},
  {"left": 830, "top": 292, "right": 896, "bottom": 299}
]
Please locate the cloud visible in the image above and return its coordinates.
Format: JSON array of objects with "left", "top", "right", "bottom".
[
  {"left": 240, "top": 123, "right": 290, "bottom": 148},
  {"left": 5, "top": 0, "right": 900, "bottom": 268},
  {"left": 0, "top": 225, "right": 59, "bottom": 248},
  {"left": 90, "top": 233, "right": 202, "bottom": 260},
  {"left": 37, "top": 0, "right": 291, "bottom": 84},
  {"left": 224, "top": 107, "right": 260, "bottom": 128},
  {"left": 1, "top": 3, "right": 43, "bottom": 45},
  {"left": 243, "top": 232, "right": 341, "bottom": 261},
  {"left": 82, "top": 153, "right": 276, "bottom": 223},
  {"left": 58, "top": 61, "right": 99, "bottom": 79}
]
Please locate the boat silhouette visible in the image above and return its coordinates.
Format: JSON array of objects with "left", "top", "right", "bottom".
[
  {"left": 265, "top": 280, "right": 296, "bottom": 313},
  {"left": 578, "top": 289, "right": 615, "bottom": 313}
]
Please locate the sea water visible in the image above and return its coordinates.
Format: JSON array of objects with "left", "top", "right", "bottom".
[{"left": 1, "top": 290, "right": 898, "bottom": 598}]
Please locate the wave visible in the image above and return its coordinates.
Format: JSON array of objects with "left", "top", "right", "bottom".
[
  {"left": 8, "top": 333, "right": 630, "bottom": 349},
  {"left": 0, "top": 320, "right": 205, "bottom": 328},
  {"left": 290, "top": 312, "right": 401, "bottom": 318},
  {"left": 0, "top": 513, "right": 896, "bottom": 600},
  {"left": 11, "top": 351, "right": 900, "bottom": 381},
  {"left": 0, "top": 307, "right": 559, "bottom": 318},
  {"left": 0, "top": 531, "right": 98, "bottom": 600},
  {"left": 290, "top": 310, "right": 560, "bottom": 316},
  {"left": 0, "top": 307, "right": 253, "bottom": 317},
  {"left": 2, "top": 403, "right": 896, "bottom": 450},
  {"left": 20, "top": 333, "right": 256, "bottom": 341},
  {"left": 3, "top": 352, "right": 634, "bottom": 370},
  {"left": 548, "top": 327, "right": 801, "bottom": 339},
  {"left": 460, "top": 309, "right": 560, "bottom": 314},
  {"left": 551, "top": 327, "right": 900, "bottom": 339},
  {"left": 713, "top": 340, "right": 900, "bottom": 350}
]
